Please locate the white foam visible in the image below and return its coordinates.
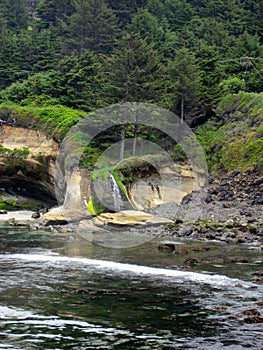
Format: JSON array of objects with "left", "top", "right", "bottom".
[
  {"left": 4, "top": 254, "right": 254, "bottom": 288},
  {"left": 0, "top": 305, "right": 131, "bottom": 337}
]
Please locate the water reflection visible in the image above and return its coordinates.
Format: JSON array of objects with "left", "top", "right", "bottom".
[{"left": 0, "top": 224, "right": 262, "bottom": 349}]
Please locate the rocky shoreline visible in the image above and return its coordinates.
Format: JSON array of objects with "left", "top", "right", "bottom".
[{"left": 0, "top": 170, "right": 262, "bottom": 247}]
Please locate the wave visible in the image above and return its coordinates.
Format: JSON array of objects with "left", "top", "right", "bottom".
[{"left": 2, "top": 253, "right": 257, "bottom": 290}]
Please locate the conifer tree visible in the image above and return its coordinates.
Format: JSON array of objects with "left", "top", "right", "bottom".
[
  {"left": 168, "top": 47, "right": 200, "bottom": 124},
  {"left": 2, "top": 0, "right": 29, "bottom": 31},
  {"left": 63, "top": 0, "right": 119, "bottom": 55},
  {"left": 108, "top": 0, "right": 146, "bottom": 26},
  {"left": 104, "top": 33, "right": 164, "bottom": 158}
]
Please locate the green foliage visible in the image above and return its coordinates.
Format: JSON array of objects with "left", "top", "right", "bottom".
[
  {"left": 0, "top": 0, "right": 262, "bottom": 177},
  {"left": 0, "top": 198, "right": 17, "bottom": 211},
  {"left": 196, "top": 91, "right": 263, "bottom": 172},
  {"left": 112, "top": 169, "right": 128, "bottom": 196},
  {"left": 62, "top": 0, "right": 119, "bottom": 55},
  {"left": 0, "top": 102, "right": 85, "bottom": 139},
  {"left": 0, "top": 51, "right": 108, "bottom": 111},
  {"left": 0, "top": 145, "right": 29, "bottom": 158},
  {"left": 86, "top": 195, "right": 104, "bottom": 215},
  {"left": 167, "top": 47, "right": 201, "bottom": 120},
  {"left": 219, "top": 77, "right": 246, "bottom": 94},
  {"left": 104, "top": 32, "right": 165, "bottom": 103},
  {"left": 172, "top": 144, "right": 187, "bottom": 162}
]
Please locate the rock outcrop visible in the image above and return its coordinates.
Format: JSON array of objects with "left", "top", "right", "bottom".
[
  {"left": 94, "top": 210, "right": 173, "bottom": 226},
  {"left": 0, "top": 125, "right": 58, "bottom": 204}
]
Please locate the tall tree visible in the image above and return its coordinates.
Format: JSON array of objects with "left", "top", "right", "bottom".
[
  {"left": 35, "top": 0, "right": 74, "bottom": 28},
  {"left": 104, "top": 33, "right": 164, "bottom": 158},
  {"left": 1, "top": 0, "right": 29, "bottom": 31},
  {"left": 196, "top": 43, "right": 223, "bottom": 107},
  {"left": 168, "top": 47, "right": 200, "bottom": 124},
  {"left": 127, "top": 8, "right": 165, "bottom": 46},
  {"left": 63, "top": 0, "right": 119, "bottom": 55},
  {"left": 105, "top": 33, "right": 163, "bottom": 103},
  {"left": 107, "top": 0, "right": 146, "bottom": 26}
]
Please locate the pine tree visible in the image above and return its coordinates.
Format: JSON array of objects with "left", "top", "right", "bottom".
[
  {"left": 2, "top": 0, "right": 29, "bottom": 31},
  {"left": 195, "top": 43, "right": 223, "bottom": 107},
  {"left": 168, "top": 47, "right": 200, "bottom": 124},
  {"left": 35, "top": 0, "right": 74, "bottom": 29},
  {"left": 63, "top": 0, "right": 119, "bottom": 55},
  {"left": 105, "top": 33, "right": 163, "bottom": 103},
  {"left": 104, "top": 33, "right": 164, "bottom": 158},
  {"left": 107, "top": 0, "right": 146, "bottom": 26},
  {"left": 127, "top": 8, "right": 165, "bottom": 45}
]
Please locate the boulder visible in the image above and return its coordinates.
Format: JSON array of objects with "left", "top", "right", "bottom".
[
  {"left": 40, "top": 206, "right": 85, "bottom": 225},
  {"left": 94, "top": 210, "right": 173, "bottom": 226}
]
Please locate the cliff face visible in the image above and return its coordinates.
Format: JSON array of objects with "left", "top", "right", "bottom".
[
  {"left": 0, "top": 125, "right": 204, "bottom": 215},
  {"left": 0, "top": 125, "right": 59, "bottom": 204}
]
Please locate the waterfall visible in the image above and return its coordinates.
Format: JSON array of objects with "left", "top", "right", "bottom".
[{"left": 109, "top": 174, "right": 123, "bottom": 212}]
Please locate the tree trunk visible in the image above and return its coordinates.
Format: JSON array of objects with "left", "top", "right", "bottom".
[
  {"left": 180, "top": 96, "right": 184, "bottom": 124},
  {"left": 120, "top": 123, "right": 125, "bottom": 160},
  {"left": 132, "top": 110, "right": 139, "bottom": 156}
]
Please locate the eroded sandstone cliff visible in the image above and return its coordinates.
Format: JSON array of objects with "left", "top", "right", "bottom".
[{"left": 0, "top": 125, "right": 59, "bottom": 204}]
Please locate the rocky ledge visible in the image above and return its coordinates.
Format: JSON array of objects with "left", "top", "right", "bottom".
[{"left": 159, "top": 170, "right": 263, "bottom": 246}]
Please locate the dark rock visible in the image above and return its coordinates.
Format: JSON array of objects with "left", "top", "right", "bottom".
[
  {"left": 250, "top": 227, "right": 258, "bottom": 234},
  {"left": 256, "top": 228, "right": 263, "bottom": 236},
  {"left": 0, "top": 210, "right": 8, "bottom": 214},
  {"left": 193, "top": 246, "right": 211, "bottom": 252},
  {"left": 243, "top": 316, "right": 263, "bottom": 324},
  {"left": 208, "top": 188, "right": 218, "bottom": 195},
  {"left": 220, "top": 178, "right": 229, "bottom": 186},
  {"left": 181, "top": 193, "right": 192, "bottom": 205},
  {"left": 173, "top": 247, "right": 189, "bottom": 255},
  {"left": 205, "top": 233, "right": 216, "bottom": 239},
  {"left": 205, "top": 195, "right": 213, "bottom": 203},
  {"left": 256, "top": 196, "right": 263, "bottom": 204},
  {"left": 241, "top": 309, "right": 260, "bottom": 316},
  {"left": 231, "top": 257, "right": 249, "bottom": 263},
  {"left": 230, "top": 171, "right": 240, "bottom": 178},
  {"left": 254, "top": 270, "right": 263, "bottom": 276},
  {"left": 253, "top": 177, "right": 263, "bottom": 186},
  {"left": 208, "top": 174, "right": 215, "bottom": 184},
  {"left": 44, "top": 219, "right": 68, "bottom": 226},
  {"left": 240, "top": 211, "right": 252, "bottom": 217},
  {"left": 158, "top": 242, "right": 176, "bottom": 252},
  {"left": 183, "top": 257, "right": 199, "bottom": 265},
  {"left": 31, "top": 212, "right": 40, "bottom": 219}
]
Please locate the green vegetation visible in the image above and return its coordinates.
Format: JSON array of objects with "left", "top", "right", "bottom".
[
  {"left": 196, "top": 91, "right": 263, "bottom": 172},
  {"left": 0, "top": 196, "right": 43, "bottom": 211},
  {"left": 0, "top": 0, "right": 262, "bottom": 175},
  {"left": 0, "top": 145, "right": 29, "bottom": 158},
  {"left": 0, "top": 198, "right": 17, "bottom": 211},
  {"left": 0, "top": 102, "right": 85, "bottom": 139},
  {"left": 86, "top": 196, "right": 104, "bottom": 216}
]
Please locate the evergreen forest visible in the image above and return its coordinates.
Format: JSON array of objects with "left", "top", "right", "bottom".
[{"left": 0, "top": 0, "right": 263, "bottom": 171}]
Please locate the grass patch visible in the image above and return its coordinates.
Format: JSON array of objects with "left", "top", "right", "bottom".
[
  {"left": 0, "top": 145, "right": 29, "bottom": 158},
  {"left": 196, "top": 91, "right": 263, "bottom": 173},
  {"left": 0, "top": 102, "right": 86, "bottom": 139}
]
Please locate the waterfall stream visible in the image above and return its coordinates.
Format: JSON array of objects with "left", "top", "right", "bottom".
[{"left": 109, "top": 174, "right": 123, "bottom": 212}]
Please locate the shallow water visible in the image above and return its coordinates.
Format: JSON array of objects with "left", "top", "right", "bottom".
[{"left": 0, "top": 224, "right": 262, "bottom": 349}]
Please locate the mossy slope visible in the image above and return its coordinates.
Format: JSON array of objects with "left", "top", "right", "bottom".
[{"left": 196, "top": 91, "right": 263, "bottom": 173}]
